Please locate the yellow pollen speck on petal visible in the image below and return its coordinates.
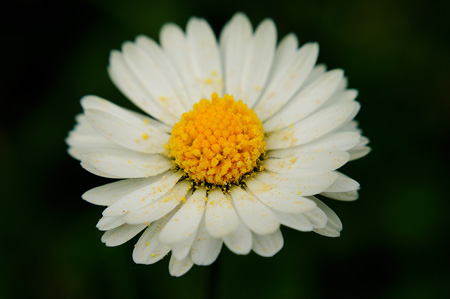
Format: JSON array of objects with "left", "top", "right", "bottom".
[
  {"left": 151, "top": 253, "right": 156, "bottom": 257},
  {"left": 181, "top": 196, "right": 186, "bottom": 203},
  {"left": 297, "top": 191, "right": 302, "bottom": 195},
  {"left": 211, "top": 70, "right": 218, "bottom": 76},
  {"left": 205, "top": 78, "right": 214, "bottom": 84},
  {"left": 167, "top": 93, "right": 266, "bottom": 185},
  {"left": 144, "top": 119, "right": 150, "bottom": 125},
  {"left": 159, "top": 96, "right": 166, "bottom": 102},
  {"left": 142, "top": 133, "right": 149, "bottom": 140},
  {"left": 145, "top": 242, "right": 149, "bottom": 246}
]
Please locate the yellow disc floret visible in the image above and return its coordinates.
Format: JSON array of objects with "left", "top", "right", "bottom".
[{"left": 168, "top": 93, "right": 265, "bottom": 185}]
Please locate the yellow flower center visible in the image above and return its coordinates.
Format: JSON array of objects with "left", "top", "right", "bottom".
[{"left": 168, "top": 93, "right": 265, "bottom": 185}]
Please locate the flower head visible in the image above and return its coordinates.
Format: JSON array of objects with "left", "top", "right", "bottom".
[
  {"left": 67, "top": 12, "right": 370, "bottom": 276},
  {"left": 169, "top": 92, "right": 266, "bottom": 186}
]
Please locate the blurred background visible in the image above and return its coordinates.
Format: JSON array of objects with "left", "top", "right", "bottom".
[{"left": 2, "top": 0, "right": 449, "bottom": 298}]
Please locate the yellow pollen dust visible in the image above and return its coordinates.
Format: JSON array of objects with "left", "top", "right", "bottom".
[{"left": 168, "top": 93, "right": 265, "bottom": 185}]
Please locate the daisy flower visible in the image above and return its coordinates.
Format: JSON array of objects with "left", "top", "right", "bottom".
[{"left": 67, "top": 12, "right": 370, "bottom": 277}]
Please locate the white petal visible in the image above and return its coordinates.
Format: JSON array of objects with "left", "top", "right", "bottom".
[
  {"left": 131, "top": 113, "right": 172, "bottom": 133},
  {"left": 223, "top": 219, "right": 252, "bottom": 255},
  {"left": 349, "top": 146, "right": 371, "bottom": 161},
  {"left": 254, "top": 171, "right": 339, "bottom": 196},
  {"left": 263, "top": 69, "right": 344, "bottom": 131},
  {"left": 313, "top": 223, "right": 341, "bottom": 237},
  {"left": 309, "top": 197, "right": 342, "bottom": 237},
  {"left": 267, "top": 131, "right": 361, "bottom": 158},
  {"left": 160, "top": 24, "right": 203, "bottom": 105},
  {"left": 159, "top": 188, "right": 206, "bottom": 244},
  {"left": 334, "top": 76, "right": 348, "bottom": 93},
  {"left": 67, "top": 137, "right": 115, "bottom": 161},
  {"left": 81, "top": 161, "right": 122, "bottom": 179},
  {"left": 271, "top": 209, "right": 313, "bottom": 232},
  {"left": 81, "top": 95, "right": 164, "bottom": 128},
  {"left": 220, "top": 12, "right": 252, "bottom": 98},
  {"left": 205, "top": 188, "right": 239, "bottom": 238},
  {"left": 303, "top": 63, "right": 327, "bottom": 86},
  {"left": 186, "top": 17, "right": 223, "bottom": 98},
  {"left": 108, "top": 51, "right": 178, "bottom": 125},
  {"left": 230, "top": 186, "right": 279, "bottom": 235},
  {"left": 82, "top": 96, "right": 170, "bottom": 153},
  {"left": 263, "top": 151, "right": 350, "bottom": 174},
  {"left": 96, "top": 216, "right": 125, "bottom": 231},
  {"left": 169, "top": 254, "right": 194, "bottom": 277},
  {"left": 80, "top": 148, "right": 172, "bottom": 178},
  {"left": 324, "top": 172, "right": 360, "bottom": 192},
  {"left": 121, "top": 41, "right": 187, "bottom": 118},
  {"left": 81, "top": 94, "right": 170, "bottom": 134},
  {"left": 123, "top": 180, "right": 191, "bottom": 224},
  {"left": 133, "top": 228, "right": 172, "bottom": 264},
  {"left": 309, "top": 196, "right": 342, "bottom": 230},
  {"left": 132, "top": 208, "right": 177, "bottom": 265},
  {"left": 103, "top": 171, "right": 183, "bottom": 217},
  {"left": 82, "top": 177, "right": 157, "bottom": 206},
  {"left": 101, "top": 223, "right": 147, "bottom": 247},
  {"left": 72, "top": 113, "right": 96, "bottom": 134},
  {"left": 245, "top": 177, "right": 317, "bottom": 213},
  {"left": 303, "top": 207, "right": 327, "bottom": 228},
  {"left": 356, "top": 136, "right": 370, "bottom": 147},
  {"left": 67, "top": 114, "right": 91, "bottom": 139},
  {"left": 322, "top": 190, "right": 359, "bottom": 201},
  {"left": 66, "top": 114, "right": 116, "bottom": 160},
  {"left": 252, "top": 229, "right": 284, "bottom": 257},
  {"left": 269, "top": 33, "right": 299, "bottom": 77},
  {"left": 135, "top": 35, "right": 192, "bottom": 112},
  {"left": 254, "top": 43, "right": 319, "bottom": 120},
  {"left": 325, "top": 89, "right": 359, "bottom": 108},
  {"left": 339, "top": 120, "right": 361, "bottom": 133},
  {"left": 191, "top": 215, "right": 223, "bottom": 266},
  {"left": 266, "top": 102, "right": 360, "bottom": 150},
  {"left": 171, "top": 233, "right": 196, "bottom": 260},
  {"left": 239, "top": 18, "right": 277, "bottom": 107}
]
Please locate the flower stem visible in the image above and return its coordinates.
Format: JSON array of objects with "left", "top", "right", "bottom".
[{"left": 207, "top": 258, "right": 220, "bottom": 299}]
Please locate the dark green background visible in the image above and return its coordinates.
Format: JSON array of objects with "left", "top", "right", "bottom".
[{"left": 3, "top": 0, "right": 449, "bottom": 298}]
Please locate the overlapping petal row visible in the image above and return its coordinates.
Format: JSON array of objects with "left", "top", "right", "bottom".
[{"left": 67, "top": 12, "right": 370, "bottom": 276}]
